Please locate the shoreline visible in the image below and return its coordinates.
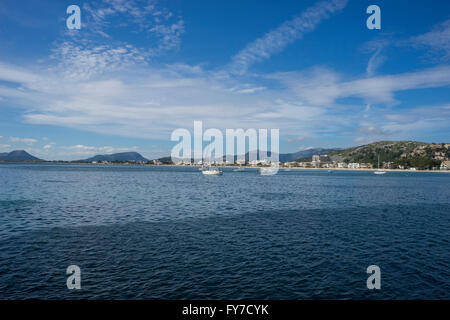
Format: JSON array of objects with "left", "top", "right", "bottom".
[
  {"left": 189, "top": 165, "right": 450, "bottom": 173},
  {"left": 277, "top": 167, "right": 450, "bottom": 173},
  {"left": 1, "top": 161, "right": 449, "bottom": 173}
]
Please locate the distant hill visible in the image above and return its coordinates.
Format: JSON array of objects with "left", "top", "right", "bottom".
[
  {"left": 327, "top": 141, "right": 450, "bottom": 169},
  {"left": 155, "top": 156, "right": 173, "bottom": 163},
  {"left": 161, "top": 148, "right": 338, "bottom": 163},
  {"left": 279, "top": 148, "right": 339, "bottom": 162},
  {"left": 79, "top": 152, "right": 148, "bottom": 162},
  {"left": 0, "top": 150, "right": 42, "bottom": 161}
]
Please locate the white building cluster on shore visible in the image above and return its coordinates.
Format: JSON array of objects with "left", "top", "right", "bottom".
[
  {"left": 283, "top": 155, "right": 374, "bottom": 169},
  {"left": 282, "top": 154, "right": 450, "bottom": 171}
]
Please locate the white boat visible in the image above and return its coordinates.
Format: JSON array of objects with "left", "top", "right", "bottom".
[
  {"left": 233, "top": 165, "right": 245, "bottom": 172},
  {"left": 258, "top": 167, "right": 278, "bottom": 175},
  {"left": 374, "top": 155, "right": 386, "bottom": 175},
  {"left": 202, "top": 167, "right": 223, "bottom": 175}
]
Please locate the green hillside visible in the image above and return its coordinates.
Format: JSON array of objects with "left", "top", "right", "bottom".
[{"left": 328, "top": 141, "right": 450, "bottom": 169}]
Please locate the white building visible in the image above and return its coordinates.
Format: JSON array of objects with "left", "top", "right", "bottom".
[
  {"left": 440, "top": 161, "right": 450, "bottom": 170},
  {"left": 337, "top": 162, "right": 347, "bottom": 168},
  {"left": 348, "top": 163, "right": 360, "bottom": 169},
  {"left": 311, "top": 155, "right": 321, "bottom": 167}
]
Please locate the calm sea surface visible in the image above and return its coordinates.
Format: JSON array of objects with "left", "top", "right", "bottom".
[{"left": 0, "top": 163, "right": 449, "bottom": 299}]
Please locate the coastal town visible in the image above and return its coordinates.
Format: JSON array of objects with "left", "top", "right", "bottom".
[
  {"left": 177, "top": 153, "right": 450, "bottom": 171},
  {"left": 90, "top": 153, "right": 450, "bottom": 171},
  {"left": 281, "top": 153, "right": 450, "bottom": 171}
]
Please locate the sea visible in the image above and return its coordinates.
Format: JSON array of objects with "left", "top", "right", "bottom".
[{"left": 0, "top": 163, "right": 449, "bottom": 299}]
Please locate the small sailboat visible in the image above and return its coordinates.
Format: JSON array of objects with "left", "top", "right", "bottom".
[
  {"left": 202, "top": 167, "right": 223, "bottom": 175},
  {"left": 374, "top": 155, "right": 386, "bottom": 175},
  {"left": 233, "top": 164, "right": 245, "bottom": 172}
]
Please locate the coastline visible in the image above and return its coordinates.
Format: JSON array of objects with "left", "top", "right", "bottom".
[
  {"left": 1, "top": 161, "right": 449, "bottom": 173},
  {"left": 189, "top": 165, "right": 450, "bottom": 173}
]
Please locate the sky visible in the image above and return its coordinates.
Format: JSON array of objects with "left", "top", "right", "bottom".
[{"left": 0, "top": 0, "right": 449, "bottom": 160}]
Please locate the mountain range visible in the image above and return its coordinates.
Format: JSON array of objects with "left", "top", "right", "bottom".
[
  {"left": 1, "top": 141, "right": 449, "bottom": 164},
  {"left": 77, "top": 152, "right": 149, "bottom": 162},
  {"left": 164, "top": 148, "right": 338, "bottom": 163}
]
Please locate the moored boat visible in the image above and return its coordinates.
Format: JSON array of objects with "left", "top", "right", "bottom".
[
  {"left": 374, "top": 155, "right": 386, "bottom": 175},
  {"left": 202, "top": 167, "right": 223, "bottom": 175},
  {"left": 258, "top": 167, "right": 278, "bottom": 175}
]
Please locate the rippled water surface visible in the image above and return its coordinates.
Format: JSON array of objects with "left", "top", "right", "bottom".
[{"left": 0, "top": 163, "right": 449, "bottom": 299}]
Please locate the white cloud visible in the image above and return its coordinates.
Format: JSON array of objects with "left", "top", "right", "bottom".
[
  {"left": 277, "top": 65, "right": 450, "bottom": 105},
  {"left": 353, "top": 104, "right": 450, "bottom": 144},
  {"left": 0, "top": 63, "right": 39, "bottom": 84},
  {"left": 148, "top": 19, "right": 185, "bottom": 52},
  {"left": 62, "top": 145, "right": 114, "bottom": 154},
  {"left": 0, "top": 56, "right": 449, "bottom": 146},
  {"left": 43, "top": 142, "right": 55, "bottom": 150},
  {"left": 9, "top": 136, "right": 38, "bottom": 145},
  {"left": 228, "top": 0, "right": 348, "bottom": 74},
  {"left": 363, "top": 39, "right": 389, "bottom": 76},
  {"left": 79, "top": 0, "right": 184, "bottom": 54},
  {"left": 43, "top": 0, "right": 185, "bottom": 83},
  {"left": 228, "top": 85, "right": 267, "bottom": 94},
  {"left": 49, "top": 42, "right": 148, "bottom": 81},
  {"left": 409, "top": 19, "right": 450, "bottom": 61}
]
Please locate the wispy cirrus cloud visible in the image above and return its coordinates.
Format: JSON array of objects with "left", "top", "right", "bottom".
[
  {"left": 227, "top": 0, "right": 348, "bottom": 74},
  {"left": 49, "top": 42, "right": 148, "bottom": 80},
  {"left": 409, "top": 19, "right": 450, "bottom": 61},
  {"left": 81, "top": 0, "right": 183, "bottom": 42},
  {"left": 52, "top": 0, "right": 184, "bottom": 81},
  {"left": 363, "top": 39, "right": 390, "bottom": 77}
]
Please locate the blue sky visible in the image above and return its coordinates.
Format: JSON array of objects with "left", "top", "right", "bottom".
[{"left": 0, "top": 0, "right": 449, "bottom": 160}]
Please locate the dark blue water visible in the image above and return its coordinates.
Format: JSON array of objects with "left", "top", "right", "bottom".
[{"left": 0, "top": 163, "right": 449, "bottom": 299}]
